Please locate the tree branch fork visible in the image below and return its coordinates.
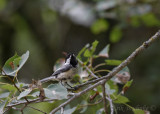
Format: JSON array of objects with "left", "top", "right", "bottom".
[{"left": 4, "top": 30, "right": 160, "bottom": 113}]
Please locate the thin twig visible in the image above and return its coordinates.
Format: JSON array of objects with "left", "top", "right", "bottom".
[
  {"left": 78, "top": 59, "right": 99, "bottom": 79},
  {"left": 60, "top": 107, "right": 64, "bottom": 114},
  {"left": 106, "top": 94, "right": 114, "bottom": 114},
  {"left": 102, "top": 83, "right": 108, "bottom": 114},
  {"left": 49, "top": 30, "right": 160, "bottom": 113}
]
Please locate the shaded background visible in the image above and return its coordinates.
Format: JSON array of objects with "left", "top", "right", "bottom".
[{"left": 0, "top": 0, "right": 160, "bottom": 113}]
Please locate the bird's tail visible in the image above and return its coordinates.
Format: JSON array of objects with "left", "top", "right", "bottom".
[{"left": 40, "top": 76, "right": 56, "bottom": 84}]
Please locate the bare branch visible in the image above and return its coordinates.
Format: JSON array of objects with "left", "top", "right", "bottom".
[
  {"left": 78, "top": 59, "right": 99, "bottom": 78},
  {"left": 49, "top": 30, "right": 160, "bottom": 114},
  {"left": 102, "top": 83, "right": 108, "bottom": 114},
  {"left": 105, "top": 93, "right": 114, "bottom": 114}
]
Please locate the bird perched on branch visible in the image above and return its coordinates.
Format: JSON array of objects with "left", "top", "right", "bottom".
[{"left": 40, "top": 53, "right": 78, "bottom": 88}]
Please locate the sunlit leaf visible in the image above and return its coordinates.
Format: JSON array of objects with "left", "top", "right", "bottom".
[
  {"left": 133, "top": 109, "right": 145, "bottom": 114},
  {"left": 113, "top": 95, "right": 129, "bottom": 104},
  {"left": 2, "top": 51, "right": 29, "bottom": 76},
  {"left": 105, "top": 59, "right": 122, "bottom": 66},
  {"left": 98, "top": 44, "right": 110, "bottom": 58},
  {"left": 110, "top": 26, "right": 122, "bottom": 43},
  {"left": 77, "top": 44, "right": 90, "bottom": 59},
  {"left": 17, "top": 89, "right": 32, "bottom": 100},
  {"left": 91, "top": 19, "right": 109, "bottom": 34},
  {"left": 91, "top": 40, "right": 99, "bottom": 53},
  {"left": 84, "top": 49, "right": 92, "bottom": 57},
  {"left": 53, "top": 58, "right": 65, "bottom": 72}
]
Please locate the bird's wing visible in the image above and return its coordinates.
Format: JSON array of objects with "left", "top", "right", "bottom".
[{"left": 52, "top": 64, "right": 72, "bottom": 76}]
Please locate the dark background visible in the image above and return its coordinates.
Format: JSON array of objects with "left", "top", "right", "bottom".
[{"left": 0, "top": 0, "right": 160, "bottom": 113}]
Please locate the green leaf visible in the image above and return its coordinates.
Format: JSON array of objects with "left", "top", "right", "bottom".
[
  {"left": 105, "top": 59, "right": 122, "bottom": 66},
  {"left": 123, "top": 80, "right": 133, "bottom": 90},
  {"left": 91, "top": 19, "right": 109, "bottom": 34},
  {"left": 17, "top": 89, "right": 32, "bottom": 100},
  {"left": 0, "top": 92, "right": 10, "bottom": 99},
  {"left": 1, "top": 84, "right": 17, "bottom": 92},
  {"left": 113, "top": 95, "right": 129, "bottom": 104},
  {"left": 0, "top": 100, "right": 8, "bottom": 113},
  {"left": 77, "top": 44, "right": 90, "bottom": 59},
  {"left": 80, "top": 101, "right": 88, "bottom": 113},
  {"left": 2, "top": 51, "right": 29, "bottom": 76},
  {"left": 84, "top": 49, "right": 92, "bottom": 57},
  {"left": 130, "top": 16, "right": 141, "bottom": 27},
  {"left": 47, "top": 83, "right": 68, "bottom": 100},
  {"left": 91, "top": 40, "right": 99, "bottom": 53},
  {"left": 133, "top": 109, "right": 145, "bottom": 114},
  {"left": 98, "top": 44, "right": 110, "bottom": 58},
  {"left": 110, "top": 26, "right": 122, "bottom": 43},
  {"left": 105, "top": 83, "right": 116, "bottom": 95},
  {"left": 141, "top": 13, "right": 160, "bottom": 27},
  {"left": 55, "top": 105, "right": 76, "bottom": 114}
]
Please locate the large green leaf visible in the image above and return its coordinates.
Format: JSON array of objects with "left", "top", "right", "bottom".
[
  {"left": 1, "top": 84, "right": 17, "bottom": 92},
  {"left": 17, "top": 89, "right": 32, "bottom": 100},
  {"left": 2, "top": 51, "right": 29, "bottom": 76},
  {"left": 32, "top": 83, "right": 68, "bottom": 100}
]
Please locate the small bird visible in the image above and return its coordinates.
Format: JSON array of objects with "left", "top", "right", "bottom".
[{"left": 40, "top": 53, "right": 78, "bottom": 88}]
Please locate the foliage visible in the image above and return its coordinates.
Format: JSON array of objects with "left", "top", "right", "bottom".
[{"left": 0, "top": 41, "right": 147, "bottom": 114}]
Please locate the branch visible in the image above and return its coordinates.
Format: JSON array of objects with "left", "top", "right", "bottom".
[
  {"left": 78, "top": 59, "right": 99, "bottom": 78},
  {"left": 102, "top": 83, "right": 108, "bottom": 114},
  {"left": 105, "top": 92, "right": 114, "bottom": 114},
  {"left": 49, "top": 30, "right": 160, "bottom": 113}
]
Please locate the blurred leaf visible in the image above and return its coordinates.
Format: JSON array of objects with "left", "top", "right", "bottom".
[
  {"left": 17, "top": 89, "right": 32, "bottom": 100},
  {"left": 2, "top": 51, "right": 29, "bottom": 76},
  {"left": 130, "top": 16, "right": 141, "bottom": 27},
  {"left": 133, "top": 109, "right": 145, "bottom": 114},
  {"left": 0, "top": 0, "right": 6, "bottom": 10},
  {"left": 141, "top": 13, "right": 160, "bottom": 27},
  {"left": 98, "top": 44, "right": 110, "bottom": 58},
  {"left": 0, "top": 92, "right": 10, "bottom": 99},
  {"left": 105, "top": 59, "right": 122, "bottom": 66},
  {"left": 113, "top": 95, "right": 129, "bottom": 104},
  {"left": 1, "top": 84, "right": 17, "bottom": 92},
  {"left": 91, "top": 19, "right": 109, "bottom": 34},
  {"left": 110, "top": 26, "right": 122, "bottom": 43}
]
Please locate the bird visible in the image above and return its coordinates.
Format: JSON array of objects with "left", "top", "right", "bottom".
[{"left": 40, "top": 53, "right": 78, "bottom": 88}]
